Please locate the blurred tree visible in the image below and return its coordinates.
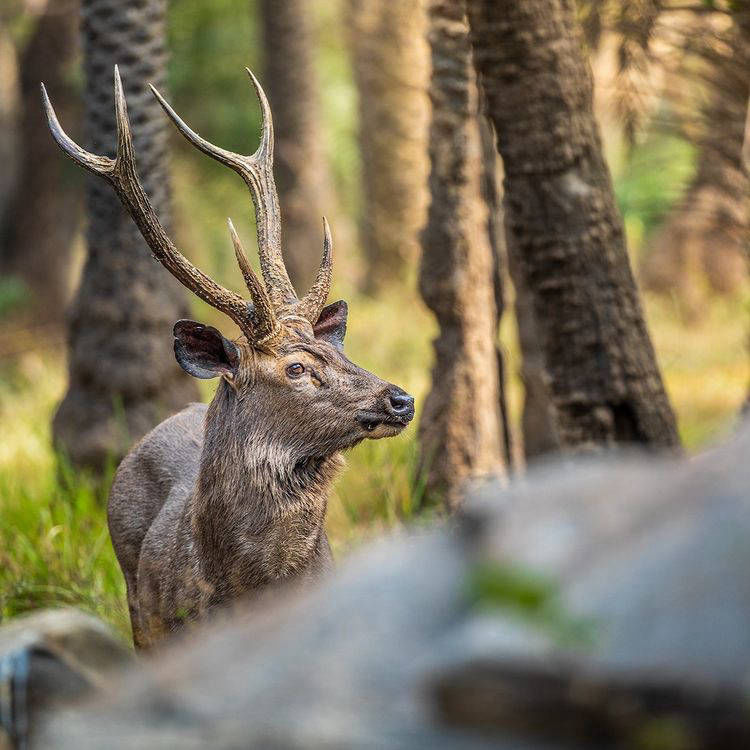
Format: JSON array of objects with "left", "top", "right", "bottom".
[
  {"left": 53, "top": 0, "right": 198, "bottom": 470},
  {"left": 348, "top": 0, "right": 429, "bottom": 292},
  {"left": 504, "top": 223, "right": 562, "bottom": 462},
  {"left": 0, "top": 21, "right": 19, "bottom": 240},
  {"left": 259, "top": 0, "right": 333, "bottom": 293},
  {"left": 742, "top": 92, "right": 750, "bottom": 417},
  {"left": 467, "top": 0, "right": 681, "bottom": 451},
  {"left": 479, "top": 112, "right": 559, "bottom": 464},
  {"left": 579, "top": 1, "right": 749, "bottom": 312},
  {"left": 419, "top": 0, "right": 505, "bottom": 509},
  {"left": 478, "top": 114, "right": 514, "bottom": 469},
  {"left": 641, "top": 5, "right": 749, "bottom": 311},
  {"left": 0, "top": 0, "right": 80, "bottom": 322}
]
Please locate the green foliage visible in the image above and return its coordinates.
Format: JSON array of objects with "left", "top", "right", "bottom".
[
  {"left": 467, "top": 562, "right": 596, "bottom": 646},
  {"left": 614, "top": 128, "right": 696, "bottom": 255},
  {"left": 168, "top": 0, "right": 260, "bottom": 154},
  {"left": 0, "top": 456, "right": 128, "bottom": 637},
  {"left": 165, "top": 0, "right": 362, "bottom": 284},
  {"left": 633, "top": 717, "right": 696, "bottom": 750},
  {"left": 0, "top": 277, "right": 28, "bottom": 319},
  {"left": 0, "top": 357, "right": 128, "bottom": 637}
]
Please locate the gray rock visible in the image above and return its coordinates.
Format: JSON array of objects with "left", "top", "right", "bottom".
[
  {"left": 0, "top": 609, "right": 130, "bottom": 748},
  {"left": 36, "top": 425, "right": 750, "bottom": 748}
]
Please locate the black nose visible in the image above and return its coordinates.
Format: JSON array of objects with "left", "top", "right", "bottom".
[{"left": 386, "top": 388, "right": 415, "bottom": 420}]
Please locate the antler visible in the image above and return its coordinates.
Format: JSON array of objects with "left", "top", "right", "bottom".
[
  {"left": 226, "top": 218, "right": 280, "bottom": 344},
  {"left": 41, "top": 66, "right": 262, "bottom": 341},
  {"left": 42, "top": 65, "right": 334, "bottom": 347},
  {"left": 150, "top": 68, "right": 333, "bottom": 324}
]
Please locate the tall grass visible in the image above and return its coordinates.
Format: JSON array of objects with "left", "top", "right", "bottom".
[{"left": 0, "top": 356, "right": 128, "bottom": 636}]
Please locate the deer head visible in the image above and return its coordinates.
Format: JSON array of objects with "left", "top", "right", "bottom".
[{"left": 42, "top": 67, "right": 414, "bottom": 456}]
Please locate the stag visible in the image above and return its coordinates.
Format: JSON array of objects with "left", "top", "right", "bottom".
[{"left": 42, "top": 68, "right": 414, "bottom": 648}]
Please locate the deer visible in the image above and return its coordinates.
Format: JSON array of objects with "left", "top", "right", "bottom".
[{"left": 42, "top": 67, "right": 415, "bottom": 649}]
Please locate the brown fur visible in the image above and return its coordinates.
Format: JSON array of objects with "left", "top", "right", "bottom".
[
  {"left": 44, "top": 67, "right": 414, "bottom": 648},
  {"left": 108, "top": 319, "right": 413, "bottom": 648}
]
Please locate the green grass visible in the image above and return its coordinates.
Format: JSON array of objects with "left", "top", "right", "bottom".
[
  {"left": 0, "top": 358, "right": 128, "bottom": 636},
  {"left": 0, "top": 460, "right": 128, "bottom": 637}
]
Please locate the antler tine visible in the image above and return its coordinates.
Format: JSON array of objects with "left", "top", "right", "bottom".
[
  {"left": 41, "top": 82, "right": 114, "bottom": 177},
  {"left": 244, "top": 67, "right": 273, "bottom": 164},
  {"left": 227, "top": 219, "right": 280, "bottom": 345},
  {"left": 148, "top": 83, "right": 246, "bottom": 173},
  {"left": 297, "top": 217, "right": 333, "bottom": 324},
  {"left": 150, "top": 69, "right": 298, "bottom": 312},
  {"left": 43, "top": 66, "right": 255, "bottom": 339}
]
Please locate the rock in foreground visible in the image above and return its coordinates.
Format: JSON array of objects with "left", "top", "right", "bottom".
[{"left": 36, "top": 426, "right": 750, "bottom": 749}]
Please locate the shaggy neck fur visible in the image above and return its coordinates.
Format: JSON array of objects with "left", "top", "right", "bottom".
[{"left": 188, "top": 380, "right": 344, "bottom": 598}]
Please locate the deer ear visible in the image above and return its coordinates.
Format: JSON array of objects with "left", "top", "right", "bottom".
[
  {"left": 173, "top": 320, "right": 239, "bottom": 380},
  {"left": 313, "top": 300, "right": 348, "bottom": 349}
]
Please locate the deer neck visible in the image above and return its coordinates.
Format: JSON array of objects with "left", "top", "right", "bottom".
[{"left": 188, "top": 380, "right": 343, "bottom": 595}]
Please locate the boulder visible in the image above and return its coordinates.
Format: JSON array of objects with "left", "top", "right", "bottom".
[
  {"left": 35, "top": 425, "right": 750, "bottom": 748},
  {"left": 0, "top": 609, "right": 130, "bottom": 748}
]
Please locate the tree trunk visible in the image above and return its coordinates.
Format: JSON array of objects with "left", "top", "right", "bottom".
[
  {"left": 53, "top": 0, "right": 199, "bottom": 471},
  {"left": 507, "top": 232, "right": 562, "bottom": 462},
  {"left": 259, "top": 0, "right": 331, "bottom": 294},
  {"left": 467, "top": 0, "right": 680, "bottom": 452},
  {"left": 641, "top": 9, "right": 749, "bottom": 312},
  {"left": 419, "top": 0, "right": 504, "bottom": 510},
  {"left": 0, "top": 25, "right": 19, "bottom": 237},
  {"left": 348, "top": 0, "right": 430, "bottom": 292},
  {"left": 479, "top": 108, "right": 560, "bottom": 464},
  {"left": 0, "top": 0, "right": 81, "bottom": 321},
  {"left": 478, "top": 112, "right": 513, "bottom": 470}
]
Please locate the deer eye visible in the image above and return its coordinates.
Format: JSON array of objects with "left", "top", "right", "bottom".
[{"left": 286, "top": 363, "right": 305, "bottom": 378}]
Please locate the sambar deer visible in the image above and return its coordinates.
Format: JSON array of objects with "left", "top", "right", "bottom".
[{"left": 42, "top": 67, "right": 414, "bottom": 648}]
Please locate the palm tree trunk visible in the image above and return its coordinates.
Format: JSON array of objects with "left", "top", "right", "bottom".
[
  {"left": 0, "top": 24, "right": 19, "bottom": 249},
  {"left": 419, "top": 0, "right": 505, "bottom": 509},
  {"left": 478, "top": 112, "right": 514, "bottom": 470},
  {"left": 259, "top": 0, "right": 332, "bottom": 293},
  {"left": 348, "top": 0, "right": 430, "bottom": 292},
  {"left": 53, "top": 0, "right": 198, "bottom": 470},
  {"left": 467, "top": 0, "right": 680, "bottom": 452},
  {"left": 642, "top": 7, "right": 749, "bottom": 311},
  {"left": 0, "top": 1, "right": 81, "bottom": 321}
]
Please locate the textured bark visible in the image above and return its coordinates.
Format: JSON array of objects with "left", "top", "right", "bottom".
[
  {"left": 0, "top": 26, "right": 19, "bottom": 235},
  {"left": 349, "top": 0, "right": 430, "bottom": 292},
  {"left": 53, "top": 0, "right": 198, "bottom": 470},
  {"left": 478, "top": 112, "right": 513, "bottom": 470},
  {"left": 506, "top": 233, "right": 562, "bottom": 462},
  {"left": 419, "top": 0, "right": 504, "bottom": 509},
  {"left": 259, "top": 0, "right": 331, "bottom": 294},
  {"left": 467, "top": 0, "right": 680, "bottom": 452},
  {"left": 0, "top": 1, "right": 81, "bottom": 320},
  {"left": 480, "top": 108, "right": 559, "bottom": 464}
]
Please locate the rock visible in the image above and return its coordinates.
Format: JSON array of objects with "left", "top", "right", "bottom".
[
  {"left": 37, "top": 425, "right": 750, "bottom": 748},
  {"left": 0, "top": 609, "right": 131, "bottom": 748}
]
